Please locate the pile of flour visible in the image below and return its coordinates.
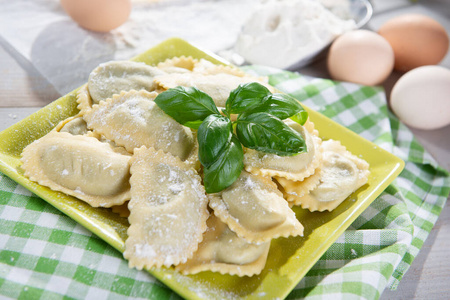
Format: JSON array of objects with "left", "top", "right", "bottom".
[{"left": 234, "top": 0, "right": 356, "bottom": 69}]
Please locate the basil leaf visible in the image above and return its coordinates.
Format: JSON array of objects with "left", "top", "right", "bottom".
[
  {"left": 290, "top": 110, "right": 309, "bottom": 126},
  {"left": 197, "top": 114, "right": 232, "bottom": 168},
  {"left": 235, "top": 112, "right": 307, "bottom": 156},
  {"left": 203, "top": 134, "right": 244, "bottom": 193},
  {"left": 243, "top": 93, "right": 308, "bottom": 123},
  {"left": 225, "top": 82, "right": 272, "bottom": 115},
  {"left": 154, "top": 86, "right": 220, "bottom": 129}
]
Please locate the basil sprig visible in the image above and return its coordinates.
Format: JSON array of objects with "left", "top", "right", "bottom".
[
  {"left": 202, "top": 134, "right": 244, "bottom": 194},
  {"left": 235, "top": 112, "right": 307, "bottom": 156},
  {"left": 198, "top": 115, "right": 244, "bottom": 193},
  {"left": 154, "top": 86, "right": 220, "bottom": 129},
  {"left": 197, "top": 115, "right": 234, "bottom": 168},
  {"left": 154, "top": 82, "right": 308, "bottom": 193},
  {"left": 225, "top": 82, "right": 272, "bottom": 115},
  {"left": 235, "top": 92, "right": 309, "bottom": 128}
]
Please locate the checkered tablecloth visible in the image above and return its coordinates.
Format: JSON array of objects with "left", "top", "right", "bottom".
[{"left": 1, "top": 66, "right": 449, "bottom": 299}]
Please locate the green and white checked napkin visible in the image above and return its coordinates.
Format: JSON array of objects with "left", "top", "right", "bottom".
[{"left": 1, "top": 66, "right": 449, "bottom": 300}]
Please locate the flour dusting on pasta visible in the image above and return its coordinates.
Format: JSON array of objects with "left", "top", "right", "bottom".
[{"left": 20, "top": 56, "right": 370, "bottom": 277}]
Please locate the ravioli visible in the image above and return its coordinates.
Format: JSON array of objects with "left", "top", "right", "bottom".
[
  {"left": 21, "top": 131, "right": 131, "bottom": 207},
  {"left": 76, "top": 84, "right": 94, "bottom": 115},
  {"left": 193, "top": 58, "right": 248, "bottom": 77},
  {"left": 157, "top": 56, "right": 248, "bottom": 77},
  {"left": 124, "top": 147, "right": 209, "bottom": 269},
  {"left": 19, "top": 56, "right": 373, "bottom": 278},
  {"left": 156, "top": 56, "right": 198, "bottom": 73},
  {"left": 154, "top": 72, "right": 273, "bottom": 107},
  {"left": 111, "top": 201, "right": 130, "bottom": 218},
  {"left": 83, "top": 89, "right": 196, "bottom": 161},
  {"left": 54, "top": 115, "right": 89, "bottom": 135},
  {"left": 209, "top": 171, "right": 304, "bottom": 243},
  {"left": 275, "top": 168, "right": 323, "bottom": 206},
  {"left": 176, "top": 214, "right": 270, "bottom": 277},
  {"left": 244, "top": 120, "right": 323, "bottom": 181},
  {"left": 291, "top": 139, "right": 370, "bottom": 212},
  {"left": 87, "top": 60, "right": 165, "bottom": 104}
]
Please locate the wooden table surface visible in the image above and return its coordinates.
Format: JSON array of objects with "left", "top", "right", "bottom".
[{"left": 1, "top": 1, "right": 449, "bottom": 299}]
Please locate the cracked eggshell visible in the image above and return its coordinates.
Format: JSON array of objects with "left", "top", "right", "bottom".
[{"left": 390, "top": 65, "right": 450, "bottom": 130}]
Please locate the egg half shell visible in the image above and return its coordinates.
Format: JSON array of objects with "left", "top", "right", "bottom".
[{"left": 390, "top": 65, "right": 450, "bottom": 130}]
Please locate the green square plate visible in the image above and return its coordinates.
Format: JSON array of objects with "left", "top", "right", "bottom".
[{"left": 0, "top": 37, "right": 404, "bottom": 300}]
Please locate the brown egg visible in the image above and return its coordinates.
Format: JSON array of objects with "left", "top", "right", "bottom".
[
  {"left": 61, "top": 0, "right": 131, "bottom": 32},
  {"left": 327, "top": 30, "right": 395, "bottom": 86},
  {"left": 378, "top": 14, "right": 449, "bottom": 72}
]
